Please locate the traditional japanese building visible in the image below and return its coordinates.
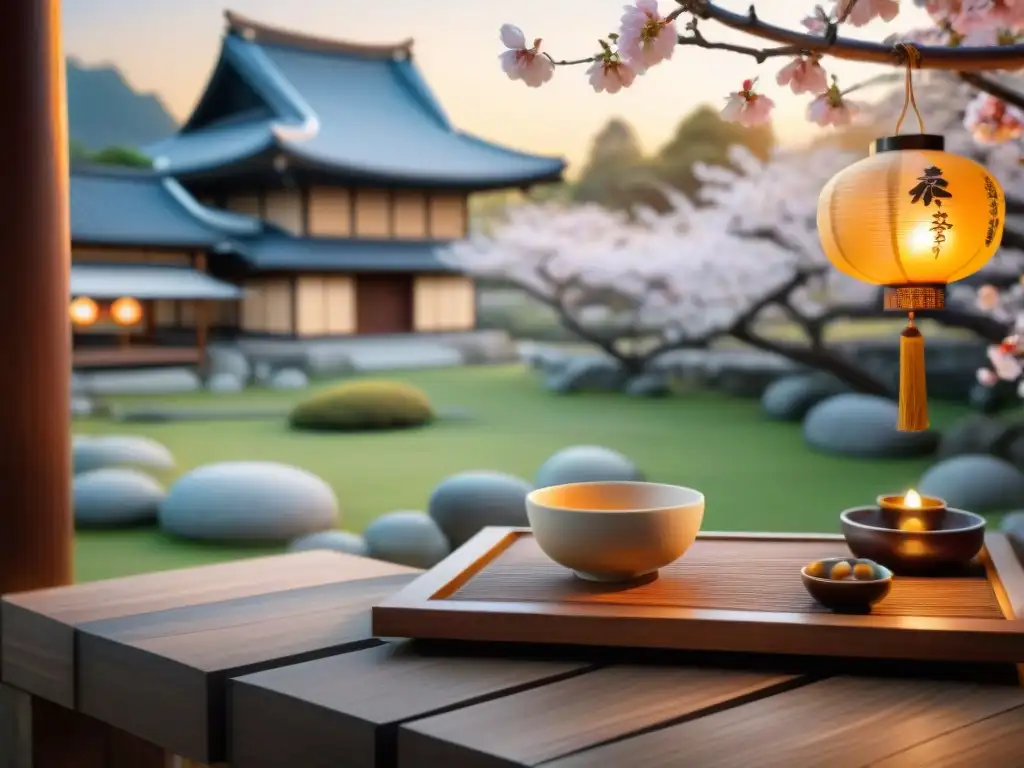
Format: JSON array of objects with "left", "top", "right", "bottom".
[
  {"left": 142, "top": 10, "right": 565, "bottom": 339},
  {"left": 69, "top": 164, "right": 258, "bottom": 368}
]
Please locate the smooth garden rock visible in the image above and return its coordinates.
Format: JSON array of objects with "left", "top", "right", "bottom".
[
  {"left": 543, "top": 357, "right": 629, "bottom": 394},
  {"left": 428, "top": 471, "right": 532, "bottom": 548},
  {"left": 624, "top": 372, "right": 671, "bottom": 397},
  {"left": 74, "top": 467, "right": 165, "bottom": 528},
  {"left": 288, "top": 530, "right": 368, "bottom": 557},
  {"left": 159, "top": 461, "right": 338, "bottom": 542},
  {"left": 73, "top": 434, "right": 175, "bottom": 475},
  {"left": 710, "top": 366, "right": 785, "bottom": 399},
  {"left": 990, "top": 423, "right": 1024, "bottom": 473},
  {"left": 534, "top": 445, "right": 644, "bottom": 488},
  {"left": 82, "top": 368, "right": 202, "bottom": 395},
  {"left": 269, "top": 367, "right": 309, "bottom": 390},
  {"left": 207, "top": 347, "right": 251, "bottom": 382},
  {"left": 364, "top": 510, "right": 450, "bottom": 568},
  {"left": 761, "top": 374, "right": 849, "bottom": 422},
  {"left": 1001, "top": 512, "right": 1024, "bottom": 560},
  {"left": 71, "top": 395, "right": 94, "bottom": 417},
  {"left": 207, "top": 372, "right": 244, "bottom": 393},
  {"left": 937, "top": 415, "right": 1016, "bottom": 461},
  {"left": 803, "top": 394, "right": 939, "bottom": 458},
  {"left": 919, "top": 454, "right": 1024, "bottom": 513}
]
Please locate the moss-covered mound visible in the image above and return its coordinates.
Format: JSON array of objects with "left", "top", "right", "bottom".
[{"left": 289, "top": 380, "right": 434, "bottom": 432}]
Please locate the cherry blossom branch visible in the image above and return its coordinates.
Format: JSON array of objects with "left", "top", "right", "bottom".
[
  {"left": 959, "top": 72, "right": 1024, "bottom": 112},
  {"left": 686, "top": 0, "right": 1024, "bottom": 71}
]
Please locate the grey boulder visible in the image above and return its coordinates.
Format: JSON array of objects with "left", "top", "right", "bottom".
[
  {"left": 159, "top": 461, "right": 338, "bottom": 542},
  {"left": 207, "top": 347, "right": 251, "bottom": 381},
  {"left": 364, "top": 510, "right": 450, "bottom": 568},
  {"left": 73, "top": 434, "right": 175, "bottom": 475},
  {"left": 919, "top": 454, "right": 1024, "bottom": 513},
  {"left": 74, "top": 467, "right": 165, "bottom": 528},
  {"left": 207, "top": 372, "right": 244, "bottom": 393},
  {"left": 803, "top": 394, "right": 939, "bottom": 458},
  {"left": 938, "top": 415, "right": 1015, "bottom": 461},
  {"left": 534, "top": 445, "right": 644, "bottom": 488},
  {"left": 543, "top": 356, "right": 629, "bottom": 394},
  {"left": 270, "top": 367, "right": 309, "bottom": 390},
  {"left": 1001, "top": 512, "right": 1024, "bottom": 561},
  {"left": 288, "top": 530, "right": 368, "bottom": 557},
  {"left": 428, "top": 471, "right": 532, "bottom": 548},
  {"left": 761, "top": 374, "right": 849, "bottom": 422},
  {"left": 624, "top": 372, "right": 671, "bottom": 397}
]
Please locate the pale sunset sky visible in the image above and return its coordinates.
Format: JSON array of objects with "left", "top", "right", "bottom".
[{"left": 61, "top": 0, "right": 933, "bottom": 170}]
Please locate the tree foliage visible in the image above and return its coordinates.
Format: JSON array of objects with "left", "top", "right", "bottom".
[
  {"left": 70, "top": 142, "right": 152, "bottom": 168},
  {"left": 572, "top": 106, "right": 775, "bottom": 212}
]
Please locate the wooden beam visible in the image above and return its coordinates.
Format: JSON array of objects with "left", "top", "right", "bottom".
[
  {"left": 196, "top": 302, "right": 208, "bottom": 371},
  {"left": 0, "top": 0, "right": 73, "bottom": 594}
]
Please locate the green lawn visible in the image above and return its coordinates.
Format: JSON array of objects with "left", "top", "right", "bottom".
[{"left": 73, "top": 365, "right": 973, "bottom": 582}]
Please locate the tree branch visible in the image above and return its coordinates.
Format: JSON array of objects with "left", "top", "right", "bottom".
[
  {"left": 686, "top": 0, "right": 1024, "bottom": 71},
  {"left": 958, "top": 71, "right": 1024, "bottom": 111}
]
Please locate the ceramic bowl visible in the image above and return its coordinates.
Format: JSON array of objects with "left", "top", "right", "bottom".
[
  {"left": 840, "top": 506, "right": 986, "bottom": 575},
  {"left": 525, "top": 481, "right": 705, "bottom": 583},
  {"left": 801, "top": 558, "right": 893, "bottom": 613}
]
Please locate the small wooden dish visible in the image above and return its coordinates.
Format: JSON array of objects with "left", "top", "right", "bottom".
[{"left": 800, "top": 558, "right": 893, "bottom": 613}]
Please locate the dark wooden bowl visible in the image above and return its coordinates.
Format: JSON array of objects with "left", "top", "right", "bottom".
[
  {"left": 840, "top": 506, "right": 986, "bottom": 575},
  {"left": 800, "top": 558, "right": 893, "bottom": 613}
]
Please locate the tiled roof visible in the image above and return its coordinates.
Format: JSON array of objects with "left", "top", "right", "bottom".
[
  {"left": 144, "top": 11, "right": 565, "bottom": 189},
  {"left": 71, "top": 165, "right": 260, "bottom": 247},
  {"left": 225, "top": 232, "right": 459, "bottom": 273}
]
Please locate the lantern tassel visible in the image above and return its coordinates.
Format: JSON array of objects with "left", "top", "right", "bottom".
[{"left": 898, "top": 313, "right": 929, "bottom": 432}]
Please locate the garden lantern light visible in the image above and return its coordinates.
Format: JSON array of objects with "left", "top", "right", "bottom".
[
  {"left": 110, "top": 296, "right": 143, "bottom": 326},
  {"left": 817, "top": 45, "right": 1004, "bottom": 432},
  {"left": 69, "top": 296, "right": 98, "bottom": 326}
]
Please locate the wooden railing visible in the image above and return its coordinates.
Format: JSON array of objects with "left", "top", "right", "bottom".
[{"left": 72, "top": 346, "right": 200, "bottom": 369}]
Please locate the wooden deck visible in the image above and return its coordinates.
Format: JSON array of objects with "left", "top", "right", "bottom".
[
  {"left": 72, "top": 346, "right": 200, "bottom": 369},
  {"left": 1, "top": 540, "right": 1023, "bottom": 767}
]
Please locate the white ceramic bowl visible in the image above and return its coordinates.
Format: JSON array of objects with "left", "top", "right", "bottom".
[{"left": 525, "top": 481, "right": 705, "bottom": 582}]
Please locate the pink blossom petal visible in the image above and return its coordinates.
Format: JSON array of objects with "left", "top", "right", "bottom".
[
  {"left": 977, "top": 368, "right": 999, "bottom": 387},
  {"left": 977, "top": 284, "right": 1001, "bottom": 311},
  {"left": 499, "top": 24, "right": 527, "bottom": 50}
]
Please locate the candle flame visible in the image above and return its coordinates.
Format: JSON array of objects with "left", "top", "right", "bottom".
[{"left": 905, "top": 489, "right": 922, "bottom": 508}]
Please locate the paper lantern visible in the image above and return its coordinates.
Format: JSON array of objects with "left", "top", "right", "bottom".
[
  {"left": 818, "top": 134, "right": 1004, "bottom": 431},
  {"left": 110, "top": 296, "right": 143, "bottom": 326},
  {"left": 69, "top": 296, "right": 99, "bottom": 326}
]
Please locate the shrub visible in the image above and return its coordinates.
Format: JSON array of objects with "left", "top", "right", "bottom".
[{"left": 288, "top": 380, "right": 434, "bottom": 432}]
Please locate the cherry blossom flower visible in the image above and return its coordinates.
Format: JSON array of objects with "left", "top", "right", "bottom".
[
  {"left": 721, "top": 79, "right": 775, "bottom": 127},
  {"left": 498, "top": 24, "right": 554, "bottom": 88},
  {"left": 801, "top": 5, "right": 835, "bottom": 32},
  {"left": 977, "top": 284, "right": 1002, "bottom": 311},
  {"left": 954, "top": 0, "right": 1024, "bottom": 33},
  {"left": 776, "top": 56, "right": 828, "bottom": 95},
  {"left": 807, "top": 78, "right": 861, "bottom": 127},
  {"left": 989, "top": 343, "right": 1024, "bottom": 380},
  {"left": 587, "top": 56, "right": 638, "bottom": 94},
  {"left": 618, "top": 0, "right": 678, "bottom": 70},
  {"left": 835, "top": 0, "right": 900, "bottom": 27},
  {"left": 977, "top": 367, "right": 1000, "bottom": 387},
  {"left": 965, "top": 93, "right": 1024, "bottom": 144}
]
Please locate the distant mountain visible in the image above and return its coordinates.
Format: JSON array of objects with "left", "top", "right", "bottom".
[{"left": 66, "top": 58, "right": 178, "bottom": 151}]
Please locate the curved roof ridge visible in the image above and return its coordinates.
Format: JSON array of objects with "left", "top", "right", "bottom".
[
  {"left": 160, "top": 177, "right": 262, "bottom": 236},
  {"left": 224, "top": 10, "right": 413, "bottom": 59},
  {"left": 228, "top": 36, "right": 320, "bottom": 142}
]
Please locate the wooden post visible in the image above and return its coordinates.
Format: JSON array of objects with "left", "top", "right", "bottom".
[
  {"left": 196, "top": 302, "right": 208, "bottom": 371},
  {"left": 0, "top": 0, "right": 73, "bottom": 594}
]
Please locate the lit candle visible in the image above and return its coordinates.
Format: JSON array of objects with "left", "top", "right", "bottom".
[{"left": 877, "top": 489, "right": 947, "bottom": 531}]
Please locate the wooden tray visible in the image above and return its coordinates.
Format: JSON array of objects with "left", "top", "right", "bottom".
[{"left": 372, "top": 528, "right": 1024, "bottom": 664}]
